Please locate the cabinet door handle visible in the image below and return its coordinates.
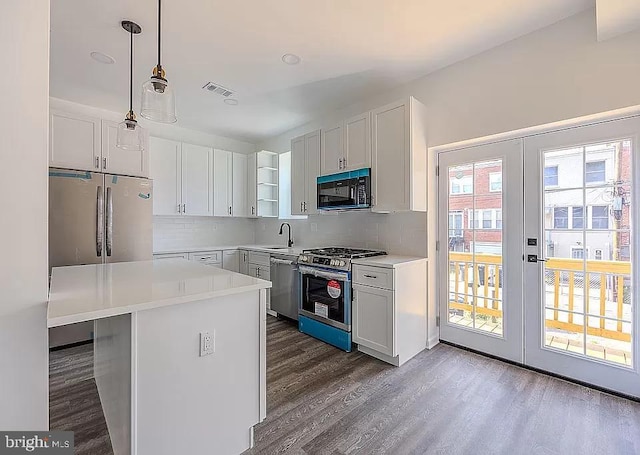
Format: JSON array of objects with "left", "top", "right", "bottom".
[
  {"left": 300, "top": 202, "right": 303, "bottom": 212},
  {"left": 183, "top": 203, "right": 186, "bottom": 214},
  {"left": 304, "top": 201, "right": 307, "bottom": 212},
  {"left": 229, "top": 206, "right": 232, "bottom": 215},
  {"left": 363, "top": 274, "right": 377, "bottom": 279},
  {"left": 251, "top": 206, "right": 255, "bottom": 215},
  {"left": 95, "top": 157, "right": 100, "bottom": 169},
  {"left": 103, "top": 157, "right": 107, "bottom": 170},
  {"left": 343, "top": 156, "right": 347, "bottom": 168},
  {"left": 339, "top": 158, "right": 343, "bottom": 169},
  {"left": 177, "top": 204, "right": 182, "bottom": 214}
]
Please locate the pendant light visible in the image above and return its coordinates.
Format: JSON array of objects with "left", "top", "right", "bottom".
[
  {"left": 140, "top": 0, "right": 177, "bottom": 123},
  {"left": 116, "top": 21, "right": 145, "bottom": 151}
]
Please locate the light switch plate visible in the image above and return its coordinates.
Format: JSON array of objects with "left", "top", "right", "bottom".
[{"left": 200, "top": 330, "right": 215, "bottom": 357}]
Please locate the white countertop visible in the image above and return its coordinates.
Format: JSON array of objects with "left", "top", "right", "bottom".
[
  {"left": 47, "top": 259, "right": 272, "bottom": 328},
  {"left": 153, "top": 244, "right": 304, "bottom": 256},
  {"left": 352, "top": 255, "right": 428, "bottom": 268}
]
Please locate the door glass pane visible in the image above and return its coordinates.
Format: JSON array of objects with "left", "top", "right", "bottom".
[
  {"left": 448, "top": 160, "right": 503, "bottom": 336},
  {"left": 542, "top": 140, "right": 633, "bottom": 367}
]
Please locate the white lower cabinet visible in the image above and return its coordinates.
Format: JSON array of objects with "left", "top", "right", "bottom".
[
  {"left": 352, "top": 258, "right": 429, "bottom": 366},
  {"left": 153, "top": 253, "right": 189, "bottom": 260},
  {"left": 353, "top": 284, "right": 395, "bottom": 357},
  {"left": 187, "top": 251, "right": 222, "bottom": 268},
  {"left": 222, "top": 250, "right": 240, "bottom": 273}
]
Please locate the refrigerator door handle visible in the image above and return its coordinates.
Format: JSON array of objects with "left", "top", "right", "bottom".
[
  {"left": 106, "top": 186, "right": 113, "bottom": 257},
  {"left": 96, "top": 186, "right": 104, "bottom": 257}
]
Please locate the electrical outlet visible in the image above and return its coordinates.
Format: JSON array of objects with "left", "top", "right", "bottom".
[{"left": 200, "top": 330, "right": 215, "bottom": 357}]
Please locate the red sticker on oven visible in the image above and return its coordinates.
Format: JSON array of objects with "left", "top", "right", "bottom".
[{"left": 327, "top": 280, "right": 342, "bottom": 299}]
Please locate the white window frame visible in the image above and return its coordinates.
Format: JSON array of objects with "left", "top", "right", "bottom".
[
  {"left": 449, "top": 211, "right": 464, "bottom": 236},
  {"left": 589, "top": 205, "right": 610, "bottom": 229},
  {"left": 468, "top": 208, "right": 502, "bottom": 229},
  {"left": 570, "top": 246, "right": 589, "bottom": 259},
  {"left": 585, "top": 160, "right": 606, "bottom": 185},
  {"left": 544, "top": 165, "right": 559, "bottom": 187}
]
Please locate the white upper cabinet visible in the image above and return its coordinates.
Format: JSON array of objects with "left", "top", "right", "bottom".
[
  {"left": 319, "top": 112, "right": 371, "bottom": 176},
  {"left": 149, "top": 137, "right": 182, "bottom": 216},
  {"left": 291, "top": 135, "right": 307, "bottom": 216},
  {"left": 49, "top": 110, "right": 101, "bottom": 171},
  {"left": 344, "top": 111, "right": 371, "bottom": 171},
  {"left": 232, "top": 153, "right": 248, "bottom": 217},
  {"left": 320, "top": 123, "right": 343, "bottom": 176},
  {"left": 371, "top": 97, "right": 427, "bottom": 213},
  {"left": 50, "top": 111, "right": 148, "bottom": 178},
  {"left": 101, "top": 120, "right": 149, "bottom": 177},
  {"left": 305, "top": 130, "right": 320, "bottom": 214},
  {"left": 247, "top": 153, "right": 258, "bottom": 217},
  {"left": 213, "top": 149, "right": 233, "bottom": 217},
  {"left": 291, "top": 130, "right": 320, "bottom": 215},
  {"left": 181, "top": 143, "right": 213, "bottom": 216}
]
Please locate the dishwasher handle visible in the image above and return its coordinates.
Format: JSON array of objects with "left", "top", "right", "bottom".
[{"left": 270, "top": 258, "right": 295, "bottom": 266}]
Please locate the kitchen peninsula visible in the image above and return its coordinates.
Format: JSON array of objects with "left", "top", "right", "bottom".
[{"left": 48, "top": 259, "right": 271, "bottom": 455}]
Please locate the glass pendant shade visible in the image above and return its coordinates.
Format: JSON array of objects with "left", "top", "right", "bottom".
[
  {"left": 140, "top": 75, "right": 177, "bottom": 123},
  {"left": 116, "top": 119, "right": 145, "bottom": 151}
]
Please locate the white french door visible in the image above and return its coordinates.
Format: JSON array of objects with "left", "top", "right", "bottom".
[
  {"left": 438, "top": 139, "right": 524, "bottom": 362},
  {"left": 524, "top": 117, "right": 640, "bottom": 397},
  {"left": 438, "top": 116, "right": 640, "bottom": 397}
]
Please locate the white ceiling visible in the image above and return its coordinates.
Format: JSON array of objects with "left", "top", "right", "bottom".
[{"left": 50, "top": 0, "right": 595, "bottom": 143}]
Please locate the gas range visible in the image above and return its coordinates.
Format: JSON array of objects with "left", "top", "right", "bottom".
[{"left": 298, "top": 247, "right": 387, "bottom": 271}]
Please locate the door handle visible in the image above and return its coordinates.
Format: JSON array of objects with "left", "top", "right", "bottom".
[
  {"left": 96, "top": 186, "right": 104, "bottom": 257},
  {"left": 339, "top": 158, "right": 343, "bottom": 169},
  {"left": 106, "top": 186, "right": 113, "bottom": 257},
  {"left": 303, "top": 201, "right": 307, "bottom": 212},
  {"left": 300, "top": 202, "right": 303, "bottom": 212},
  {"left": 103, "top": 157, "right": 107, "bottom": 170},
  {"left": 229, "top": 206, "right": 232, "bottom": 215},
  {"left": 343, "top": 156, "right": 347, "bottom": 168},
  {"left": 95, "top": 157, "right": 100, "bottom": 169},
  {"left": 363, "top": 274, "right": 378, "bottom": 279},
  {"left": 527, "top": 254, "right": 547, "bottom": 263},
  {"left": 178, "top": 204, "right": 182, "bottom": 214},
  {"left": 183, "top": 203, "right": 186, "bottom": 214}
]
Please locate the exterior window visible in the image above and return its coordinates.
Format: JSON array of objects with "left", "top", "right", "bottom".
[
  {"left": 572, "top": 207, "right": 584, "bottom": 229},
  {"left": 591, "top": 205, "right": 609, "bottom": 229},
  {"left": 451, "top": 176, "right": 472, "bottom": 195},
  {"left": 595, "top": 249, "right": 603, "bottom": 260},
  {"left": 495, "top": 209, "right": 502, "bottom": 230},
  {"left": 571, "top": 247, "right": 585, "bottom": 259},
  {"left": 489, "top": 172, "right": 502, "bottom": 192},
  {"left": 553, "top": 207, "right": 569, "bottom": 229},
  {"left": 544, "top": 166, "right": 559, "bottom": 187},
  {"left": 449, "top": 211, "right": 463, "bottom": 237},
  {"left": 586, "top": 161, "right": 606, "bottom": 184},
  {"left": 482, "top": 210, "right": 492, "bottom": 229}
]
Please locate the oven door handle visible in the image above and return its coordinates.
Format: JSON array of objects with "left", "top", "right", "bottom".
[{"left": 299, "top": 265, "right": 350, "bottom": 281}]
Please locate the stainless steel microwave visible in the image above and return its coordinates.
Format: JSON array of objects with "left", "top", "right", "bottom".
[{"left": 317, "top": 168, "right": 371, "bottom": 210}]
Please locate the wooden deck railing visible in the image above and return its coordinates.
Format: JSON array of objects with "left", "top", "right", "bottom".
[{"left": 448, "top": 252, "right": 631, "bottom": 342}]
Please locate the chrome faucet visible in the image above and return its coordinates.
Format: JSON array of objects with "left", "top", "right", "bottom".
[{"left": 279, "top": 222, "right": 294, "bottom": 247}]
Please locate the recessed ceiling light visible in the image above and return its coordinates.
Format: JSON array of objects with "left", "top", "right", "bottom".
[
  {"left": 224, "top": 98, "right": 239, "bottom": 106},
  {"left": 90, "top": 51, "right": 115, "bottom": 64},
  {"left": 281, "top": 53, "right": 301, "bottom": 65}
]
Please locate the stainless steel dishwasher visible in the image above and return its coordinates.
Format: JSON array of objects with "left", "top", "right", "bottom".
[{"left": 269, "top": 254, "right": 299, "bottom": 320}]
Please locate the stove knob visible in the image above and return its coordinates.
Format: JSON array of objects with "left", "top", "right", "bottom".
[
  {"left": 339, "top": 260, "right": 346, "bottom": 267},
  {"left": 330, "top": 259, "right": 336, "bottom": 266}
]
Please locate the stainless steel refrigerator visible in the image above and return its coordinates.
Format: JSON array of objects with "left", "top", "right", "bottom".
[{"left": 49, "top": 168, "right": 153, "bottom": 347}]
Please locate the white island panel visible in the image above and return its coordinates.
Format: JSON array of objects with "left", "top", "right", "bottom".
[{"left": 135, "top": 290, "right": 260, "bottom": 455}]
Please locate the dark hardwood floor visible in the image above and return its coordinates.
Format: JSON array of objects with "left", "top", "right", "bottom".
[
  {"left": 49, "top": 343, "right": 113, "bottom": 455},
  {"left": 49, "top": 316, "right": 640, "bottom": 455}
]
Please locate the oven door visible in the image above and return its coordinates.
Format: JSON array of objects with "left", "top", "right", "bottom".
[{"left": 299, "top": 265, "right": 351, "bottom": 331}]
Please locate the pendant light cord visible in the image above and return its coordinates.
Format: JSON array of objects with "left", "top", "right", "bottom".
[
  {"left": 129, "top": 29, "right": 134, "bottom": 115},
  {"left": 157, "top": 0, "right": 162, "bottom": 68}
]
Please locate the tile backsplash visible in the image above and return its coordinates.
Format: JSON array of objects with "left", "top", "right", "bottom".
[
  {"left": 154, "top": 211, "right": 428, "bottom": 257},
  {"left": 153, "top": 216, "right": 256, "bottom": 251},
  {"left": 256, "top": 211, "right": 428, "bottom": 256}
]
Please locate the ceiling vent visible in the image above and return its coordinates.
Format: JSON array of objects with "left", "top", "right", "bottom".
[{"left": 202, "top": 82, "right": 234, "bottom": 98}]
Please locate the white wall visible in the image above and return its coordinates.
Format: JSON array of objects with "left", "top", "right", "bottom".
[
  {"left": 153, "top": 216, "right": 256, "bottom": 252},
  {"left": 0, "top": 0, "right": 50, "bottom": 430}
]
